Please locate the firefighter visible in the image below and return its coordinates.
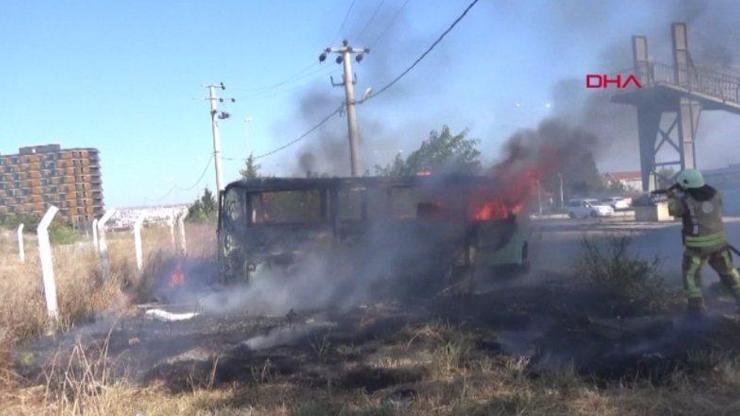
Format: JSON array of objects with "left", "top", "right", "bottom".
[{"left": 667, "top": 169, "right": 740, "bottom": 315}]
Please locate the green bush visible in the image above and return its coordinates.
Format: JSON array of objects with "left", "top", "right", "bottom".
[
  {"left": 575, "top": 236, "right": 678, "bottom": 312},
  {"left": 48, "top": 221, "right": 81, "bottom": 245},
  {"left": 1, "top": 213, "right": 81, "bottom": 244},
  {"left": 0, "top": 213, "right": 41, "bottom": 231}
]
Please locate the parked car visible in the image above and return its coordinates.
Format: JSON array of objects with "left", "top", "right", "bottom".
[
  {"left": 567, "top": 198, "right": 615, "bottom": 218},
  {"left": 601, "top": 196, "right": 632, "bottom": 210}
]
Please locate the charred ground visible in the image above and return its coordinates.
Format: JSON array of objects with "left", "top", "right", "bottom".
[{"left": 13, "top": 272, "right": 740, "bottom": 415}]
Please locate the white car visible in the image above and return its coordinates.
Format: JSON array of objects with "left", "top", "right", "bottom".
[
  {"left": 602, "top": 196, "right": 632, "bottom": 210},
  {"left": 567, "top": 198, "right": 615, "bottom": 219}
]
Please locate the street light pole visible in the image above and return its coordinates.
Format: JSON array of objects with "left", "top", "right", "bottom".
[
  {"left": 558, "top": 172, "right": 564, "bottom": 209},
  {"left": 537, "top": 179, "right": 543, "bottom": 215}
]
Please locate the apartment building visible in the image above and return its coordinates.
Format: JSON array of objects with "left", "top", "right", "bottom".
[{"left": 0, "top": 144, "right": 104, "bottom": 225}]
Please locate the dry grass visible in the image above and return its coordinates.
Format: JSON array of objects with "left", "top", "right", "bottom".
[
  {"left": 0, "top": 223, "right": 215, "bottom": 339},
  {"left": 0, "top": 222, "right": 215, "bottom": 414},
  {"left": 2, "top": 225, "right": 740, "bottom": 415},
  {"left": 3, "top": 319, "right": 740, "bottom": 415}
]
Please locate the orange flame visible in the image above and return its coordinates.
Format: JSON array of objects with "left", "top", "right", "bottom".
[
  {"left": 168, "top": 262, "right": 185, "bottom": 288},
  {"left": 470, "top": 165, "right": 542, "bottom": 222},
  {"left": 472, "top": 200, "right": 509, "bottom": 221}
]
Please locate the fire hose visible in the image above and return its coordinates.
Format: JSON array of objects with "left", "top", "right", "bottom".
[
  {"left": 727, "top": 244, "right": 740, "bottom": 257},
  {"left": 726, "top": 244, "right": 740, "bottom": 275}
]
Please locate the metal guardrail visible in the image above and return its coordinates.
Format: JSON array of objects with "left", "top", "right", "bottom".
[{"left": 640, "top": 62, "right": 740, "bottom": 105}]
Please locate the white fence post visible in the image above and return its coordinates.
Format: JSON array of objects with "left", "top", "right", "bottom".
[
  {"left": 92, "top": 218, "right": 99, "bottom": 251},
  {"left": 37, "top": 206, "right": 59, "bottom": 321},
  {"left": 133, "top": 215, "right": 144, "bottom": 271},
  {"left": 97, "top": 209, "right": 117, "bottom": 281},
  {"left": 177, "top": 211, "right": 187, "bottom": 256},
  {"left": 168, "top": 215, "right": 176, "bottom": 252},
  {"left": 17, "top": 223, "right": 25, "bottom": 263}
]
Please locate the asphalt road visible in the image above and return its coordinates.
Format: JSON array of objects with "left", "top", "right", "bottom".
[{"left": 528, "top": 216, "right": 740, "bottom": 285}]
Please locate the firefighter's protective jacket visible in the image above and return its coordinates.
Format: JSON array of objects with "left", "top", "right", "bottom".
[{"left": 668, "top": 186, "right": 727, "bottom": 252}]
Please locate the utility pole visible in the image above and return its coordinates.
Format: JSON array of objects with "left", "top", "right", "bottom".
[
  {"left": 319, "top": 40, "right": 369, "bottom": 177},
  {"left": 205, "top": 83, "right": 235, "bottom": 193}
]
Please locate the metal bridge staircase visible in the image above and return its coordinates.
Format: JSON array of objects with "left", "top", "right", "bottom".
[
  {"left": 611, "top": 23, "right": 740, "bottom": 191},
  {"left": 615, "top": 62, "right": 740, "bottom": 114}
]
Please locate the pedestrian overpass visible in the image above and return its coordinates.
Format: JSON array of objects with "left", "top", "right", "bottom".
[{"left": 612, "top": 23, "right": 740, "bottom": 191}]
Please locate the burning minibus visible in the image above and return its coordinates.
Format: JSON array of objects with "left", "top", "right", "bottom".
[{"left": 217, "top": 175, "right": 529, "bottom": 291}]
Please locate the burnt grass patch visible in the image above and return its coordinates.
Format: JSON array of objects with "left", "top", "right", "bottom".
[
  {"left": 339, "top": 366, "right": 424, "bottom": 392},
  {"left": 434, "top": 278, "right": 740, "bottom": 385},
  {"left": 134, "top": 307, "right": 424, "bottom": 393},
  {"left": 14, "top": 271, "right": 740, "bottom": 403}
]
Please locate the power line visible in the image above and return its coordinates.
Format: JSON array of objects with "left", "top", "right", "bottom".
[
  {"left": 229, "top": 62, "right": 320, "bottom": 94},
  {"left": 334, "top": 0, "right": 358, "bottom": 41},
  {"left": 369, "top": 0, "right": 412, "bottom": 48},
  {"left": 253, "top": 105, "right": 344, "bottom": 160},
  {"left": 366, "top": 0, "right": 479, "bottom": 101},
  {"left": 175, "top": 156, "right": 214, "bottom": 191},
  {"left": 355, "top": 0, "right": 386, "bottom": 42},
  {"left": 230, "top": 0, "right": 359, "bottom": 98},
  {"left": 234, "top": 66, "right": 340, "bottom": 100},
  {"left": 247, "top": 0, "right": 480, "bottom": 162},
  {"left": 150, "top": 156, "right": 213, "bottom": 202}
]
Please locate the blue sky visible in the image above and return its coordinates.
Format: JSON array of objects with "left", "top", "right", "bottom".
[{"left": 2, "top": 0, "right": 740, "bottom": 207}]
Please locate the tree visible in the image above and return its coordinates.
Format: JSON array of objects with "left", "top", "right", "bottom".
[
  {"left": 656, "top": 168, "right": 676, "bottom": 189},
  {"left": 373, "top": 153, "right": 405, "bottom": 177},
  {"left": 375, "top": 126, "right": 481, "bottom": 176},
  {"left": 240, "top": 153, "right": 261, "bottom": 179},
  {"left": 186, "top": 187, "right": 218, "bottom": 222},
  {"left": 606, "top": 179, "right": 628, "bottom": 195}
]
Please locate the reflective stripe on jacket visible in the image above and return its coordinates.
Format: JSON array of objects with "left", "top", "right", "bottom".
[
  {"left": 684, "top": 231, "right": 726, "bottom": 248},
  {"left": 673, "top": 190, "right": 726, "bottom": 250}
]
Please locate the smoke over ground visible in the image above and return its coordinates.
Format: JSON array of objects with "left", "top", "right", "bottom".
[
  {"left": 198, "top": 253, "right": 338, "bottom": 315},
  {"left": 483, "top": 119, "right": 602, "bottom": 208},
  {"left": 198, "top": 209, "right": 474, "bottom": 316},
  {"left": 242, "top": 320, "right": 336, "bottom": 350}
]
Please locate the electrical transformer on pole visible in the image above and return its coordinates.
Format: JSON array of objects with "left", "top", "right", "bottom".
[{"left": 319, "top": 40, "right": 369, "bottom": 177}]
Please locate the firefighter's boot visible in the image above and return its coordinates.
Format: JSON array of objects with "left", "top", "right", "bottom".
[
  {"left": 729, "top": 283, "right": 740, "bottom": 314},
  {"left": 713, "top": 257, "right": 740, "bottom": 313},
  {"left": 725, "top": 279, "right": 740, "bottom": 313}
]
